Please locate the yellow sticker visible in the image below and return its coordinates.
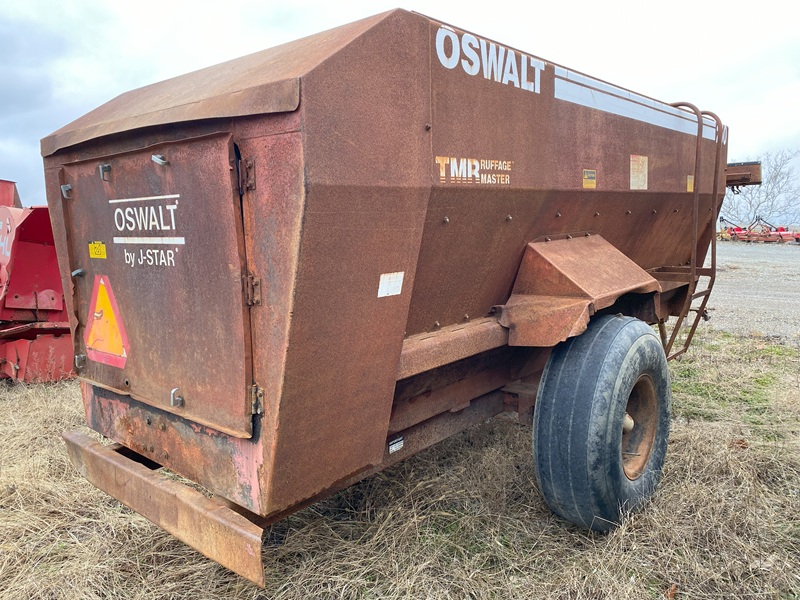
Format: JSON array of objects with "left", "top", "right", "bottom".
[
  {"left": 88, "top": 241, "right": 107, "bottom": 259},
  {"left": 687, "top": 175, "right": 694, "bottom": 193},
  {"left": 583, "top": 169, "right": 597, "bottom": 189}
]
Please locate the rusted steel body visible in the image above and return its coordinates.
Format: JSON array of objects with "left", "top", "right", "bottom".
[
  {"left": 42, "top": 10, "right": 727, "bottom": 585},
  {"left": 726, "top": 161, "right": 762, "bottom": 189},
  {"left": 0, "top": 180, "right": 73, "bottom": 381}
]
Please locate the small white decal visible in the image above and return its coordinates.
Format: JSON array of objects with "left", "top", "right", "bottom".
[
  {"left": 388, "top": 437, "right": 404, "bottom": 454},
  {"left": 630, "top": 155, "right": 648, "bottom": 190},
  {"left": 378, "top": 271, "right": 404, "bottom": 298}
]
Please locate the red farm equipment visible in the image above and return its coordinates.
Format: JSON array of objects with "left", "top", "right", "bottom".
[
  {"left": 719, "top": 215, "right": 797, "bottom": 243},
  {"left": 46, "top": 10, "right": 747, "bottom": 585},
  {"left": 721, "top": 162, "right": 793, "bottom": 242},
  {"left": 0, "top": 179, "right": 73, "bottom": 382}
]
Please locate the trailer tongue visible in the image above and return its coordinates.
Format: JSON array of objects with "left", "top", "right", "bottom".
[{"left": 43, "top": 9, "right": 727, "bottom": 585}]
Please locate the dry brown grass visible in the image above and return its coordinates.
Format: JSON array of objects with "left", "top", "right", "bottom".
[{"left": 1, "top": 329, "right": 799, "bottom": 599}]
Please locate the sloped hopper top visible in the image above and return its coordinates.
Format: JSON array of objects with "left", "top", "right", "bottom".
[{"left": 40, "top": 9, "right": 398, "bottom": 157}]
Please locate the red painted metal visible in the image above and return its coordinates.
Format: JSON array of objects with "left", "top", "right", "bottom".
[
  {"left": 42, "top": 9, "right": 728, "bottom": 585},
  {"left": 0, "top": 181, "right": 73, "bottom": 382},
  {"left": 0, "top": 179, "right": 22, "bottom": 208},
  {"left": 722, "top": 217, "right": 797, "bottom": 243}
]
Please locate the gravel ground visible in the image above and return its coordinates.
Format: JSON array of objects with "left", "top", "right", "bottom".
[{"left": 704, "top": 240, "right": 800, "bottom": 346}]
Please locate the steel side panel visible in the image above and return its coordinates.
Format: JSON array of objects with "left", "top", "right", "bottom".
[
  {"left": 60, "top": 133, "right": 253, "bottom": 438},
  {"left": 83, "top": 382, "right": 265, "bottom": 514},
  {"left": 45, "top": 116, "right": 302, "bottom": 518},
  {"left": 63, "top": 430, "right": 265, "bottom": 587},
  {"left": 263, "top": 11, "right": 432, "bottom": 513},
  {"left": 234, "top": 122, "right": 305, "bottom": 508},
  {"left": 406, "top": 16, "right": 724, "bottom": 336}
]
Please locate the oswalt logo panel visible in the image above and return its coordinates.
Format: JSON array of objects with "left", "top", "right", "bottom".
[{"left": 61, "top": 133, "right": 255, "bottom": 438}]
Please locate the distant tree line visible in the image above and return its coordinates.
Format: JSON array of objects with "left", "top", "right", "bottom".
[{"left": 722, "top": 148, "right": 800, "bottom": 228}]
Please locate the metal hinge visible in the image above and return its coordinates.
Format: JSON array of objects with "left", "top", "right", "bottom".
[
  {"left": 244, "top": 273, "right": 262, "bottom": 306},
  {"left": 238, "top": 158, "right": 256, "bottom": 194},
  {"left": 249, "top": 384, "right": 264, "bottom": 415}
]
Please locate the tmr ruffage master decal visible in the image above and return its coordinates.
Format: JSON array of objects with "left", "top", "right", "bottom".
[{"left": 435, "top": 156, "right": 513, "bottom": 186}]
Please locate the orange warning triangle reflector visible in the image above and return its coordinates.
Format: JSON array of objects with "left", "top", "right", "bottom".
[{"left": 84, "top": 275, "right": 129, "bottom": 368}]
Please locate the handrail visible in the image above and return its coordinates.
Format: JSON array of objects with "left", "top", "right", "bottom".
[
  {"left": 659, "top": 105, "right": 725, "bottom": 359},
  {"left": 662, "top": 102, "right": 704, "bottom": 357}
]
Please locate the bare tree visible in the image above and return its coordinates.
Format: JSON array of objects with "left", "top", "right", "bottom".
[{"left": 722, "top": 148, "right": 800, "bottom": 227}]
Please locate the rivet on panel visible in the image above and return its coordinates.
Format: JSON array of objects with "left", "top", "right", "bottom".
[
  {"left": 652, "top": 209, "right": 658, "bottom": 214},
  {"left": 463, "top": 314, "right": 469, "bottom": 321},
  {"left": 594, "top": 212, "right": 600, "bottom": 217},
  {"left": 556, "top": 212, "right": 561, "bottom": 218},
  {"left": 626, "top": 210, "right": 632, "bottom": 215},
  {"left": 159, "top": 423, "right": 166, "bottom": 431},
  {"left": 433, "top": 321, "right": 441, "bottom": 329},
  {"left": 566, "top": 234, "right": 573, "bottom": 239},
  {"left": 425, "top": 123, "right": 432, "bottom": 131},
  {"left": 506, "top": 215, "right": 513, "bottom": 221},
  {"left": 545, "top": 237, "right": 552, "bottom": 242},
  {"left": 145, "top": 417, "right": 152, "bottom": 426},
  {"left": 443, "top": 216, "right": 450, "bottom": 224}
]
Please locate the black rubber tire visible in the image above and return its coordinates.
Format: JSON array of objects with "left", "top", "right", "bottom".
[{"left": 533, "top": 314, "right": 671, "bottom": 532}]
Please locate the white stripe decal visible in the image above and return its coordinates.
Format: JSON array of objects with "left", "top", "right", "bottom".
[
  {"left": 113, "top": 236, "right": 186, "bottom": 245},
  {"left": 553, "top": 67, "right": 719, "bottom": 141},
  {"left": 108, "top": 194, "right": 181, "bottom": 204}
]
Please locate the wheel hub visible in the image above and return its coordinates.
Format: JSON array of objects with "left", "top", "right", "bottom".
[{"left": 621, "top": 374, "right": 658, "bottom": 480}]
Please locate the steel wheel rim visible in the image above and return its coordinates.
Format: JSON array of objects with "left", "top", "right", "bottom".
[{"left": 621, "top": 374, "right": 658, "bottom": 480}]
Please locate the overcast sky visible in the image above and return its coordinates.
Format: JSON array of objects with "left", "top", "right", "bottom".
[{"left": 2, "top": 0, "right": 798, "bottom": 205}]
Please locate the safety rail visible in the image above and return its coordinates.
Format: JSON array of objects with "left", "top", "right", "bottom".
[{"left": 657, "top": 105, "right": 725, "bottom": 360}]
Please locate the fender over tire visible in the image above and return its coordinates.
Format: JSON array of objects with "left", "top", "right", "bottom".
[{"left": 533, "top": 314, "right": 671, "bottom": 531}]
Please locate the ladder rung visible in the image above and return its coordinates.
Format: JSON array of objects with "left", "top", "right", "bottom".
[{"left": 692, "top": 289, "right": 711, "bottom": 300}]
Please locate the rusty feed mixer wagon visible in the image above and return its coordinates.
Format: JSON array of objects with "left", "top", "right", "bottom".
[{"left": 43, "top": 10, "right": 729, "bottom": 585}]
